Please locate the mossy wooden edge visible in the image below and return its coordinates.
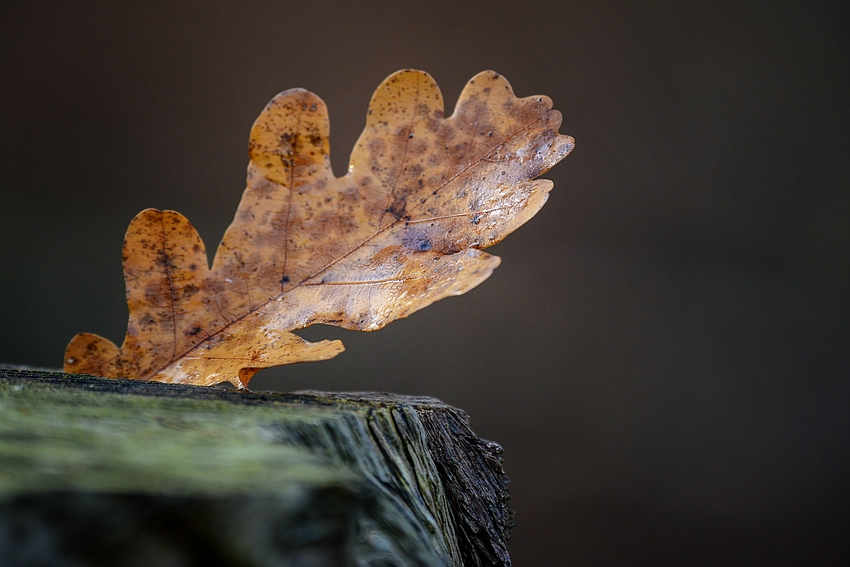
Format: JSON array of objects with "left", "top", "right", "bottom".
[{"left": 0, "top": 367, "right": 511, "bottom": 567}]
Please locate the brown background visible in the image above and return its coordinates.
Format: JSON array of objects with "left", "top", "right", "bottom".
[{"left": 1, "top": 1, "right": 848, "bottom": 564}]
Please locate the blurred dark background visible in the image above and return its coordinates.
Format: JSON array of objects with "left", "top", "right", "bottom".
[{"left": 1, "top": 0, "right": 848, "bottom": 564}]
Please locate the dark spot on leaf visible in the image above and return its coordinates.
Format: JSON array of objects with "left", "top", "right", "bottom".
[
  {"left": 403, "top": 234, "right": 433, "bottom": 252},
  {"left": 385, "top": 202, "right": 405, "bottom": 220},
  {"left": 182, "top": 284, "right": 199, "bottom": 298}
]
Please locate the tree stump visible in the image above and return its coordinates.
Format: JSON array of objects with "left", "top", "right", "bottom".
[{"left": 0, "top": 368, "right": 512, "bottom": 566}]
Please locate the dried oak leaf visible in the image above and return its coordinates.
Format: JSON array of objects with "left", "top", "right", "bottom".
[{"left": 64, "top": 70, "right": 574, "bottom": 388}]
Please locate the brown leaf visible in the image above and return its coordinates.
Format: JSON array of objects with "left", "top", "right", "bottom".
[{"left": 64, "top": 70, "right": 574, "bottom": 388}]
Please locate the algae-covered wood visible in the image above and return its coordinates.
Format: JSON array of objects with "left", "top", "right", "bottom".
[{"left": 0, "top": 368, "right": 511, "bottom": 566}]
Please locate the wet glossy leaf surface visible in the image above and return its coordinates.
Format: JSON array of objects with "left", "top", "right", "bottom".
[{"left": 65, "top": 70, "right": 574, "bottom": 387}]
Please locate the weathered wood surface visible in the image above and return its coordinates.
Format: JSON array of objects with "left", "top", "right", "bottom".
[{"left": 0, "top": 368, "right": 511, "bottom": 567}]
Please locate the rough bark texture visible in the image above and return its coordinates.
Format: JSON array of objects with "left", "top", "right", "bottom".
[{"left": 0, "top": 368, "right": 512, "bottom": 566}]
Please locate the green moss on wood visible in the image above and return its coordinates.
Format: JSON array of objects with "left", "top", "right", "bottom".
[{"left": 0, "top": 368, "right": 511, "bottom": 566}]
